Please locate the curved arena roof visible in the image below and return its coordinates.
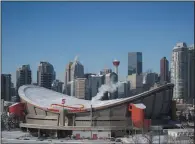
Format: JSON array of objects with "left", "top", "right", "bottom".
[{"left": 19, "top": 83, "right": 174, "bottom": 112}]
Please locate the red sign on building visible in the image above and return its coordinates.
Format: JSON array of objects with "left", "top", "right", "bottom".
[
  {"left": 76, "top": 134, "right": 80, "bottom": 139},
  {"left": 93, "top": 134, "right": 97, "bottom": 140},
  {"left": 61, "top": 99, "right": 66, "bottom": 105}
]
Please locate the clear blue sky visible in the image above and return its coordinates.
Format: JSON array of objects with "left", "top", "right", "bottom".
[{"left": 2, "top": 2, "right": 194, "bottom": 85}]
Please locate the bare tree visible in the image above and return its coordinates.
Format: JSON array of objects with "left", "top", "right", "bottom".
[
  {"left": 165, "top": 135, "right": 175, "bottom": 144},
  {"left": 142, "top": 131, "right": 154, "bottom": 144},
  {"left": 131, "top": 135, "right": 142, "bottom": 144},
  {"left": 164, "top": 132, "right": 194, "bottom": 144}
]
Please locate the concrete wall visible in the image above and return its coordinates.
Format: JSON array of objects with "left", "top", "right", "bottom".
[
  {"left": 25, "top": 114, "right": 59, "bottom": 125},
  {"left": 72, "top": 130, "right": 111, "bottom": 138},
  {"left": 23, "top": 101, "right": 60, "bottom": 126},
  {"left": 74, "top": 105, "right": 130, "bottom": 127},
  {"left": 153, "top": 92, "right": 163, "bottom": 117},
  {"left": 72, "top": 130, "right": 126, "bottom": 138},
  {"left": 142, "top": 94, "right": 154, "bottom": 117}
]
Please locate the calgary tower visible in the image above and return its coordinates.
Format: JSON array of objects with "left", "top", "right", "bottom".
[{"left": 113, "top": 59, "right": 120, "bottom": 75}]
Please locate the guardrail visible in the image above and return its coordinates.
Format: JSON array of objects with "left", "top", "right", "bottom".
[{"left": 20, "top": 123, "right": 133, "bottom": 131}]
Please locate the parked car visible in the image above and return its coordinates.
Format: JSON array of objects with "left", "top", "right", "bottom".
[
  {"left": 110, "top": 137, "right": 115, "bottom": 141},
  {"left": 115, "top": 138, "right": 122, "bottom": 142}
]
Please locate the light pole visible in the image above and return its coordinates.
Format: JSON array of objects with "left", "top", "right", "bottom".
[
  {"left": 90, "top": 104, "right": 92, "bottom": 139},
  {"left": 62, "top": 98, "right": 65, "bottom": 126},
  {"left": 158, "top": 126, "right": 160, "bottom": 144}
]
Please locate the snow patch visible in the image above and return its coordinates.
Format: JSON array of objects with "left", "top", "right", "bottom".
[
  {"left": 18, "top": 83, "right": 171, "bottom": 111},
  {"left": 134, "top": 103, "right": 146, "bottom": 109},
  {"left": 10, "top": 102, "right": 20, "bottom": 107},
  {"left": 120, "top": 134, "right": 168, "bottom": 144}
]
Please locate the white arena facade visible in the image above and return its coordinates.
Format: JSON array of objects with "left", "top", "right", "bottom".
[{"left": 18, "top": 83, "right": 174, "bottom": 138}]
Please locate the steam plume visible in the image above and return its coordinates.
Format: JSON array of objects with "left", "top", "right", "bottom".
[{"left": 91, "top": 81, "right": 122, "bottom": 103}]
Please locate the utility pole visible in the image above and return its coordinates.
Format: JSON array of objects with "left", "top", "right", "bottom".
[
  {"left": 90, "top": 105, "right": 93, "bottom": 139},
  {"left": 158, "top": 126, "right": 160, "bottom": 144},
  {"left": 62, "top": 98, "right": 65, "bottom": 126}
]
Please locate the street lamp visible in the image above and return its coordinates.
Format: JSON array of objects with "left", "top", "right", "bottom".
[{"left": 61, "top": 98, "right": 65, "bottom": 126}]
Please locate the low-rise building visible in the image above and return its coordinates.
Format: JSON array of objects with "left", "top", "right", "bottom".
[
  {"left": 52, "top": 79, "right": 64, "bottom": 93},
  {"left": 143, "top": 72, "right": 159, "bottom": 91},
  {"left": 127, "top": 74, "right": 143, "bottom": 94},
  {"left": 118, "top": 81, "right": 130, "bottom": 98},
  {"left": 99, "top": 68, "right": 112, "bottom": 75},
  {"left": 75, "top": 78, "right": 89, "bottom": 99}
]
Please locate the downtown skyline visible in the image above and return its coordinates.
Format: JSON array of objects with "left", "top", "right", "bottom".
[{"left": 2, "top": 2, "right": 194, "bottom": 85}]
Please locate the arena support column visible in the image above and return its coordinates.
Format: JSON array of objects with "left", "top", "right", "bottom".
[
  {"left": 59, "top": 109, "right": 65, "bottom": 126},
  {"left": 38, "top": 129, "right": 40, "bottom": 138},
  {"left": 72, "top": 114, "right": 75, "bottom": 127}
]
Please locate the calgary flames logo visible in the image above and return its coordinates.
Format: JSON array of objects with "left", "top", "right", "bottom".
[{"left": 47, "top": 98, "right": 86, "bottom": 113}]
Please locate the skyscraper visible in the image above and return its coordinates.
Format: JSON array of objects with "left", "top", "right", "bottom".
[
  {"left": 128, "top": 52, "right": 142, "bottom": 75},
  {"left": 171, "top": 42, "right": 188, "bottom": 100},
  {"left": 70, "top": 80, "right": 75, "bottom": 96},
  {"left": 160, "top": 57, "right": 169, "bottom": 82},
  {"left": 11, "top": 82, "right": 16, "bottom": 97},
  {"left": 188, "top": 44, "right": 194, "bottom": 104},
  {"left": 37, "top": 62, "right": 55, "bottom": 89},
  {"left": 1, "top": 74, "right": 12, "bottom": 101},
  {"left": 65, "top": 82, "right": 71, "bottom": 95},
  {"left": 16, "top": 65, "right": 32, "bottom": 100},
  {"left": 65, "top": 57, "right": 84, "bottom": 96},
  {"left": 64, "top": 62, "right": 73, "bottom": 94},
  {"left": 11, "top": 82, "right": 17, "bottom": 102},
  {"left": 71, "top": 58, "right": 84, "bottom": 80},
  {"left": 65, "top": 62, "right": 73, "bottom": 86}
]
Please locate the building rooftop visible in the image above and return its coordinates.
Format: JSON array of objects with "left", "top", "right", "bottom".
[
  {"left": 173, "top": 42, "right": 188, "bottom": 50},
  {"left": 134, "top": 103, "right": 146, "bottom": 109},
  {"left": 1, "top": 74, "right": 11, "bottom": 76},
  {"left": 189, "top": 44, "right": 194, "bottom": 50},
  {"left": 66, "top": 62, "right": 73, "bottom": 69},
  {"left": 90, "top": 74, "right": 104, "bottom": 77},
  {"left": 17, "top": 65, "right": 31, "bottom": 71},
  {"left": 113, "top": 59, "right": 119, "bottom": 62}
]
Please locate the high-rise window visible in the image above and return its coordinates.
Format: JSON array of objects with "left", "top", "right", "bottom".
[{"left": 128, "top": 52, "right": 142, "bottom": 75}]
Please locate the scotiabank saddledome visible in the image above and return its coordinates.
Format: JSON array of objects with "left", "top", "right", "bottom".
[{"left": 18, "top": 83, "right": 174, "bottom": 130}]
